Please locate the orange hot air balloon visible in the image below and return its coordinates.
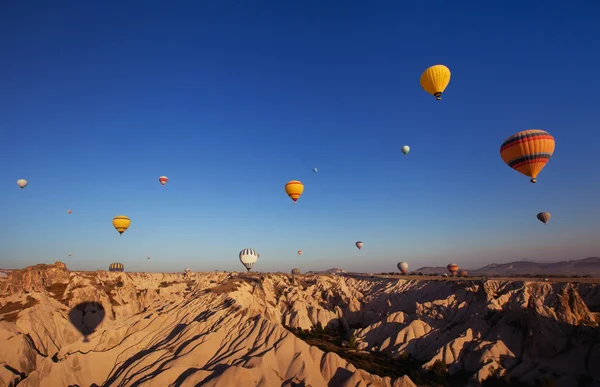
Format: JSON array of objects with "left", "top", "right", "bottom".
[
  {"left": 447, "top": 263, "right": 459, "bottom": 276},
  {"left": 159, "top": 176, "right": 168, "bottom": 186},
  {"left": 68, "top": 209, "right": 72, "bottom": 214},
  {"left": 500, "top": 129, "right": 555, "bottom": 183},
  {"left": 285, "top": 180, "right": 304, "bottom": 203}
]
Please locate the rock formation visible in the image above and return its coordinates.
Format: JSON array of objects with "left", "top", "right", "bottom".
[{"left": 0, "top": 263, "right": 598, "bottom": 386}]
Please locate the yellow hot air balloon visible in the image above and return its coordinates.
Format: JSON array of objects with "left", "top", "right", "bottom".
[
  {"left": 420, "top": 65, "right": 451, "bottom": 100},
  {"left": 112, "top": 215, "right": 131, "bottom": 235},
  {"left": 285, "top": 180, "right": 304, "bottom": 204},
  {"left": 500, "top": 129, "right": 555, "bottom": 183}
]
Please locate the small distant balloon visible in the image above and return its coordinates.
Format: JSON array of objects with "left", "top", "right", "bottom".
[
  {"left": 68, "top": 252, "right": 72, "bottom": 256},
  {"left": 397, "top": 261, "right": 408, "bottom": 274},
  {"left": 147, "top": 255, "right": 151, "bottom": 260},
  {"left": 447, "top": 263, "right": 459, "bottom": 276},
  {"left": 17, "top": 179, "right": 28, "bottom": 189},
  {"left": 401, "top": 145, "right": 410, "bottom": 155},
  {"left": 313, "top": 168, "right": 318, "bottom": 173},
  {"left": 355, "top": 241, "right": 363, "bottom": 250},
  {"left": 68, "top": 209, "right": 72, "bottom": 214},
  {"left": 112, "top": 215, "right": 130, "bottom": 235},
  {"left": 291, "top": 268, "right": 301, "bottom": 275},
  {"left": 537, "top": 212, "right": 551, "bottom": 225},
  {"left": 297, "top": 250, "right": 302, "bottom": 256},
  {"left": 239, "top": 248, "right": 258, "bottom": 271},
  {"left": 68, "top": 302, "right": 106, "bottom": 342},
  {"left": 159, "top": 176, "right": 168, "bottom": 186},
  {"left": 285, "top": 180, "right": 304, "bottom": 204},
  {"left": 420, "top": 65, "right": 451, "bottom": 100}
]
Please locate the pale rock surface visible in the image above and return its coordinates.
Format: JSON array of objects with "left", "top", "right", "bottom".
[{"left": 0, "top": 263, "right": 598, "bottom": 386}]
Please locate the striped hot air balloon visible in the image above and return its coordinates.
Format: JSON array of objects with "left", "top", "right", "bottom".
[
  {"left": 447, "top": 263, "right": 459, "bottom": 276},
  {"left": 112, "top": 215, "right": 131, "bottom": 235},
  {"left": 291, "top": 268, "right": 301, "bottom": 275},
  {"left": 159, "top": 176, "right": 168, "bottom": 186},
  {"left": 109, "top": 262, "right": 124, "bottom": 272},
  {"left": 500, "top": 129, "right": 555, "bottom": 183},
  {"left": 285, "top": 180, "right": 304, "bottom": 203},
  {"left": 239, "top": 248, "right": 258, "bottom": 271}
]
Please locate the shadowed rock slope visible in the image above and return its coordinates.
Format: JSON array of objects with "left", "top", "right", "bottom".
[{"left": 0, "top": 263, "right": 598, "bottom": 387}]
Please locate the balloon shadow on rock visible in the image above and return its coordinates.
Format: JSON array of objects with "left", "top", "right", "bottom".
[{"left": 68, "top": 301, "right": 105, "bottom": 342}]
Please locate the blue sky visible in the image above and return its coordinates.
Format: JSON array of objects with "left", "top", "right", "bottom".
[{"left": 1, "top": 1, "right": 599, "bottom": 273}]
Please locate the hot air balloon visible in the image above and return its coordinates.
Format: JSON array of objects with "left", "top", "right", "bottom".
[
  {"left": 291, "top": 268, "right": 301, "bottom": 275},
  {"left": 401, "top": 145, "right": 410, "bottom": 155},
  {"left": 147, "top": 255, "right": 151, "bottom": 260},
  {"left": 500, "top": 129, "right": 555, "bottom": 183},
  {"left": 68, "top": 209, "right": 72, "bottom": 214},
  {"left": 420, "top": 65, "right": 451, "bottom": 100},
  {"left": 68, "top": 252, "right": 72, "bottom": 256},
  {"left": 537, "top": 212, "right": 551, "bottom": 225},
  {"left": 447, "top": 263, "right": 459, "bottom": 276},
  {"left": 313, "top": 168, "right": 318, "bottom": 173},
  {"left": 68, "top": 301, "right": 106, "bottom": 343},
  {"left": 285, "top": 180, "right": 304, "bottom": 203},
  {"left": 159, "top": 176, "right": 168, "bottom": 186},
  {"left": 109, "top": 262, "right": 124, "bottom": 272},
  {"left": 239, "top": 248, "right": 258, "bottom": 271},
  {"left": 458, "top": 269, "right": 468, "bottom": 277},
  {"left": 112, "top": 215, "right": 131, "bottom": 235},
  {"left": 397, "top": 262, "right": 408, "bottom": 274},
  {"left": 17, "top": 179, "right": 28, "bottom": 189},
  {"left": 355, "top": 241, "right": 363, "bottom": 250},
  {"left": 297, "top": 250, "right": 302, "bottom": 256}
]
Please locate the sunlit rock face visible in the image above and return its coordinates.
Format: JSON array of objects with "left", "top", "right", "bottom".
[{"left": 0, "top": 263, "right": 598, "bottom": 386}]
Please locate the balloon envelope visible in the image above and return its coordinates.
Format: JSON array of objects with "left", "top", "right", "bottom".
[
  {"left": 355, "top": 241, "right": 363, "bottom": 250},
  {"left": 239, "top": 248, "right": 258, "bottom": 271},
  {"left": 112, "top": 216, "right": 130, "bottom": 235},
  {"left": 500, "top": 129, "right": 555, "bottom": 183},
  {"left": 313, "top": 168, "right": 318, "bottom": 173},
  {"left": 291, "top": 268, "right": 301, "bottom": 275},
  {"left": 68, "top": 209, "right": 72, "bottom": 214},
  {"left": 109, "top": 262, "right": 124, "bottom": 272},
  {"left": 420, "top": 65, "right": 451, "bottom": 100},
  {"left": 401, "top": 145, "right": 410, "bottom": 155},
  {"left": 398, "top": 262, "right": 408, "bottom": 273},
  {"left": 537, "top": 212, "right": 551, "bottom": 224},
  {"left": 17, "top": 179, "right": 28, "bottom": 189},
  {"left": 159, "top": 176, "right": 168, "bottom": 186},
  {"left": 285, "top": 180, "right": 304, "bottom": 203},
  {"left": 447, "top": 263, "right": 459, "bottom": 275},
  {"left": 297, "top": 250, "right": 302, "bottom": 255}
]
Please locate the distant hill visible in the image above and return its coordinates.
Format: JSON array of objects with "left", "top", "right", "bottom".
[
  {"left": 415, "top": 257, "right": 600, "bottom": 276},
  {"left": 305, "top": 268, "right": 346, "bottom": 275}
]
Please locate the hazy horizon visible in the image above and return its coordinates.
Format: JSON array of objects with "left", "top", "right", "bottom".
[{"left": 2, "top": 2, "right": 600, "bottom": 273}]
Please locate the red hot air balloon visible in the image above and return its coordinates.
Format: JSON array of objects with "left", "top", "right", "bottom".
[
  {"left": 159, "top": 176, "right": 168, "bottom": 186},
  {"left": 68, "top": 209, "right": 72, "bottom": 214}
]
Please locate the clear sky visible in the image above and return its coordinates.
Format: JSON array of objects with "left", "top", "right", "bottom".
[{"left": 2, "top": 1, "right": 599, "bottom": 273}]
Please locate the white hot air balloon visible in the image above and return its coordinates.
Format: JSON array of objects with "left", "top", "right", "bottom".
[
  {"left": 397, "top": 261, "right": 408, "bottom": 274},
  {"left": 239, "top": 248, "right": 259, "bottom": 271},
  {"left": 401, "top": 145, "right": 410, "bottom": 155},
  {"left": 17, "top": 179, "right": 28, "bottom": 189}
]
